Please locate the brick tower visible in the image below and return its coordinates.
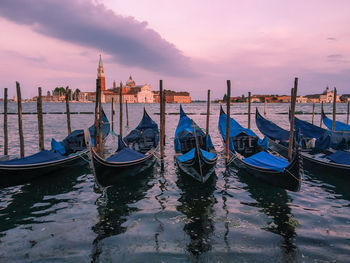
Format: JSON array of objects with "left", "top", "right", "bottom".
[{"left": 97, "top": 55, "right": 106, "bottom": 91}]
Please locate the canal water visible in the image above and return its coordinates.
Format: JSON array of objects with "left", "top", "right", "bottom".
[{"left": 0, "top": 102, "right": 349, "bottom": 262}]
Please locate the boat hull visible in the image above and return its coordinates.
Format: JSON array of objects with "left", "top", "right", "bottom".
[{"left": 0, "top": 150, "right": 88, "bottom": 189}]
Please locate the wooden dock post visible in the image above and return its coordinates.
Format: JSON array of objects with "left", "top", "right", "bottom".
[
  {"left": 111, "top": 97, "right": 114, "bottom": 132},
  {"left": 206, "top": 90, "right": 210, "bottom": 134},
  {"left": 65, "top": 86, "right": 71, "bottom": 135},
  {"left": 347, "top": 101, "right": 349, "bottom": 125},
  {"left": 248, "top": 91, "right": 251, "bottom": 129},
  {"left": 125, "top": 100, "right": 129, "bottom": 127},
  {"left": 311, "top": 103, "right": 315, "bottom": 125},
  {"left": 288, "top": 78, "right": 298, "bottom": 162},
  {"left": 37, "top": 87, "right": 44, "bottom": 150},
  {"left": 119, "top": 82, "right": 123, "bottom": 137},
  {"left": 98, "top": 83, "right": 103, "bottom": 156},
  {"left": 225, "top": 80, "right": 231, "bottom": 165},
  {"left": 3, "top": 88, "right": 8, "bottom": 155},
  {"left": 320, "top": 101, "right": 323, "bottom": 128},
  {"left": 159, "top": 80, "right": 164, "bottom": 160},
  {"left": 94, "top": 79, "right": 100, "bottom": 152},
  {"left": 264, "top": 100, "right": 267, "bottom": 116},
  {"left": 16, "top": 82, "right": 24, "bottom": 158},
  {"left": 332, "top": 87, "right": 337, "bottom": 131}
]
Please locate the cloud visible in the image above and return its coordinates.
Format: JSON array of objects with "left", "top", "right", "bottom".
[
  {"left": 0, "top": 0, "right": 195, "bottom": 77},
  {"left": 327, "top": 53, "right": 348, "bottom": 63},
  {"left": 327, "top": 37, "right": 337, "bottom": 41}
]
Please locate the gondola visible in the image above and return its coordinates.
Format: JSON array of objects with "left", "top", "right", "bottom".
[
  {"left": 219, "top": 106, "right": 302, "bottom": 191},
  {"left": 89, "top": 108, "right": 158, "bottom": 187},
  {"left": 321, "top": 106, "right": 350, "bottom": 132},
  {"left": 0, "top": 111, "right": 110, "bottom": 189},
  {"left": 174, "top": 105, "right": 217, "bottom": 183},
  {"left": 256, "top": 108, "right": 350, "bottom": 176}
]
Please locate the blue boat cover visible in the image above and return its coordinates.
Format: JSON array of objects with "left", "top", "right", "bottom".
[
  {"left": 0, "top": 150, "right": 64, "bottom": 165},
  {"left": 135, "top": 108, "right": 159, "bottom": 131},
  {"left": 51, "top": 138, "right": 66, "bottom": 155},
  {"left": 219, "top": 107, "right": 268, "bottom": 151},
  {"left": 243, "top": 151, "right": 289, "bottom": 172},
  {"left": 106, "top": 148, "right": 146, "bottom": 162},
  {"left": 322, "top": 113, "right": 350, "bottom": 132},
  {"left": 177, "top": 148, "right": 217, "bottom": 163},
  {"left": 325, "top": 150, "right": 350, "bottom": 165},
  {"left": 294, "top": 116, "right": 350, "bottom": 150},
  {"left": 256, "top": 109, "right": 290, "bottom": 141}
]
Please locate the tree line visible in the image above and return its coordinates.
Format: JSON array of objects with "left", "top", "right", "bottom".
[{"left": 52, "top": 87, "right": 81, "bottom": 101}]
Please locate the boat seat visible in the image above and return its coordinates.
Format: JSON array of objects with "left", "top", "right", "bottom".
[
  {"left": 233, "top": 134, "right": 259, "bottom": 157},
  {"left": 138, "top": 128, "right": 158, "bottom": 153}
]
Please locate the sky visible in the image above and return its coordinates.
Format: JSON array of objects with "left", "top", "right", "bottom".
[{"left": 0, "top": 0, "right": 350, "bottom": 99}]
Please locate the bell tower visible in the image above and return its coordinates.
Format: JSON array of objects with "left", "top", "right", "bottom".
[{"left": 97, "top": 55, "right": 106, "bottom": 91}]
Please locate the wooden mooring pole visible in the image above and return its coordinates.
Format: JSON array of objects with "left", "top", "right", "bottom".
[
  {"left": 159, "top": 80, "right": 165, "bottom": 160},
  {"left": 288, "top": 78, "right": 298, "bottom": 162},
  {"left": 332, "top": 87, "right": 337, "bottom": 131},
  {"left": 347, "top": 101, "right": 349, "bottom": 125},
  {"left": 206, "top": 90, "right": 210, "bottom": 134},
  {"left": 65, "top": 86, "right": 71, "bottom": 135},
  {"left": 320, "top": 101, "right": 323, "bottom": 128},
  {"left": 37, "top": 87, "right": 44, "bottom": 150},
  {"left": 126, "top": 100, "right": 129, "bottom": 127},
  {"left": 16, "top": 82, "right": 24, "bottom": 158},
  {"left": 311, "top": 103, "right": 315, "bottom": 125},
  {"left": 98, "top": 84, "right": 103, "bottom": 156},
  {"left": 264, "top": 100, "right": 267, "bottom": 116},
  {"left": 119, "top": 82, "right": 123, "bottom": 137},
  {"left": 248, "top": 91, "right": 251, "bottom": 129},
  {"left": 225, "top": 80, "right": 231, "bottom": 165},
  {"left": 3, "top": 88, "right": 8, "bottom": 155},
  {"left": 111, "top": 97, "right": 114, "bottom": 132},
  {"left": 94, "top": 79, "right": 100, "bottom": 152}
]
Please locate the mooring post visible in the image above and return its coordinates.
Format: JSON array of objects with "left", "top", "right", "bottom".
[
  {"left": 288, "top": 78, "right": 298, "bottom": 162},
  {"left": 98, "top": 83, "right": 103, "bottom": 157},
  {"left": 162, "top": 85, "right": 166, "bottom": 147},
  {"left": 94, "top": 79, "right": 100, "bottom": 152},
  {"left": 264, "top": 99, "right": 267, "bottom": 116},
  {"left": 4, "top": 88, "right": 8, "bottom": 155},
  {"left": 111, "top": 97, "right": 114, "bottom": 132},
  {"left": 119, "top": 82, "right": 123, "bottom": 138},
  {"left": 206, "top": 89, "right": 210, "bottom": 135},
  {"left": 248, "top": 91, "right": 251, "bottom": 129},
  {"left": 225, "top": 80, "right": 231, "bottom": 165},
  {"left": 347, "top": 101, "right": 349, "bottom": 125},
  {"left": 311, "top": 103, "right": 315, "bottom": 125},
  {"left": 16, "top": 82, "right": 24, "bottom": 158},
  {"left": 159, "top": 80, "right": 164, "bottom": 160},
  {"left": 332, "top": 87, "right": 337, "bottom": 131},
  {"left": 320, "top": 101, "right": 323, "bottom": 128},
  {"left": 125, "top": 100, "right": 129, "bottom": 127},
  {"left": 37, "top": 87, "right": 44, "bottom": 150},
  {"left": 65, "top": 86, "right": 71, "bottom": 135}
]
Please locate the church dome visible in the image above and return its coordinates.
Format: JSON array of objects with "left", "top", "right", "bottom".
[{"left": 126, "top": 75, "right": 136, "bottom": 87}]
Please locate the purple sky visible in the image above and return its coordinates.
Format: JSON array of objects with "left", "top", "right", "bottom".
[{"left": 0, "top": 0, "right": 349, "bottom": 99}]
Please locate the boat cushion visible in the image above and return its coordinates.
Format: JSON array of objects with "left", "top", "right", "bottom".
[
  {"left": 243, "top": 151, "right": 289, "bottom": 172},
  {"left": 326, "top": 150, "right": 350, "bottom": 165},
  {"left": 51, "top": 138, "right": 66, "bottom": 155},
  {"left": 177, "top": 148, "right": 216, "bottom": 163},
  {"left": 0, "top": 150, "right": 65, "bottom": 165},
  {"left": 106, "top": 147, "right": 146, "bottom": 162}
]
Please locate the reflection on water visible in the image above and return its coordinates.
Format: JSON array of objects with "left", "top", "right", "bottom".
[
  {"left": 91, "top": 171, "right": 155, "bottom": 262},
  {"left": 233, "top": 167, "right": 300, "bottom": 262},
  {"left": 176, "top": 171, "right": 217, "bottom": 258}
]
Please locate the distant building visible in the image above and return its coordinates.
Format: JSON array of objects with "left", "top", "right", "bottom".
[
  {"left": 305, "top": 86, "right": 340, "bottom": 103},
  {"left": 153, "top": 90, "right": 191, "bottom": 103},
  {"left": 97, "top": 55, "right": 106, "bottom": 91}
]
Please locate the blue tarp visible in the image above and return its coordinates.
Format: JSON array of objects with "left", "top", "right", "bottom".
[
  {"left": 256, "top": 109, "right": 290, "bottom": 141},
  {"left": 243, "top": 151, "right": 289, "bottom": 172},
  {"left": 0, "top": 150, "right": 64, "bottom": 165},
  {"left": 177, "top": 148, "right": 216, "bottom": 163},
  {"left": 219, "top": 107, "right": 268, "bottom": 151},
  {"left": 135, "top": 108, "right": 159, "bottom": 131},
  {"left": 106, "top": 148, "right": 146, "bottom": 162},
  {"left": 326, "top": 150, "right": 350, "bottom": 165},
  {"left": 322, "top": 114, "right": 350, "bottom": 132}
]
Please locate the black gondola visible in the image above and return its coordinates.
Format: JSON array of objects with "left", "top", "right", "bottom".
[
  {"left": 89, "top": 108, "right": 158, "bottom": 187},
  {"left": 256, "top": 108, "right": 350, "bottom": 176},
  {"left": 219, "top": 106, "right": 302, "bottom": 192},
  {"left": 0, "top": 111, "right": 110, "bottom": 189},
  {"left": 174, "top": 105, "right": 217, "bottom": 183}
]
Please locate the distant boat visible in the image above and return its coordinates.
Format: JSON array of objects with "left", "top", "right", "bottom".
[
  {"left": 321, "top": 106, "right": 350, "bottom": 132},
  {"left": 219, "top": 106, "right": 302, "bottom": 192},
  {"left": 256, "top": 108, "right": 350, "bottom": 176},
  {"left": 90, "top": 108, "right": 159, "bottom": 187},
  {"left": 174, "top": 105, "right": 217, "bottom": 183},
  {"left": 0, "top": 111, "right": 110, "bottom": 189}
]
